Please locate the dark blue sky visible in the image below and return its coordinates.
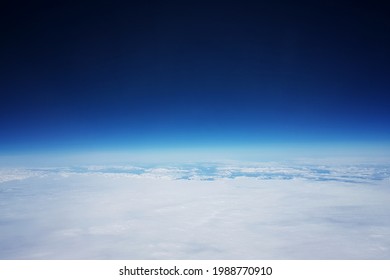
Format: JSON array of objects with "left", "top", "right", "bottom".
[{"left": 1, "top": 1, "right": 389, "bottom": 154}]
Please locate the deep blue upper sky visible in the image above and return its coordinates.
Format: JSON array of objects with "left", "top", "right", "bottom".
[{"left": 1, "top": 1, "right": 389, "bottom": 154}]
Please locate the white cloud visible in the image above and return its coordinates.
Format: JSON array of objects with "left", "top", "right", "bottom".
[{"left": 0, "top": 161, "right": 389, "bottom": 259}]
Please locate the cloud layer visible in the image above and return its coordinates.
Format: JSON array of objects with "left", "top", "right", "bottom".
[{"left": 0, "top": 162, "right": 389, "bottom": 259}]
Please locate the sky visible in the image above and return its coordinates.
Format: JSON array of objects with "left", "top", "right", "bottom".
[
  {"left": 1, "top": 1, "right": 390, "bottom": 157},
  {"left": 1, "top": 1, "right": 390, "bottom": 261}
]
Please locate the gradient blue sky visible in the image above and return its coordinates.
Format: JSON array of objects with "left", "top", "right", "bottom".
[{"left": 1, "top": 1, "right": 389, "bottom": 157}]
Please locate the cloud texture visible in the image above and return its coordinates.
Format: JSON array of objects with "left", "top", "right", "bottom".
[{"left": 0, "top": 162, "right": 389, "bottom": 259}]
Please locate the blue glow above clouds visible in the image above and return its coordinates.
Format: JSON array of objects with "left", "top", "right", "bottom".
[{"left": 1, "top": 140, "right": 389, "bottom": 168}]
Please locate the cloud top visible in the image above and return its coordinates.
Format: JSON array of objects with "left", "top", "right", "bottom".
[{"left": 0, "top": 161, "right": 389, "bottom": 259}]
